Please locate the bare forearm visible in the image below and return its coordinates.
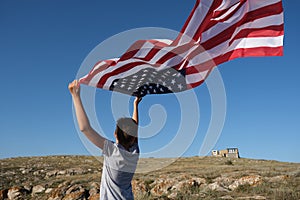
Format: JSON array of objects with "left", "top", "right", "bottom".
[
  {"left": 132, "top": 97, "right": 142, "bottom": 124},
  {"left": 132, "top": 103, "right": 139, "bottom": 124},
  {"left": 72, "top": 95, "right": 105, "bottom": 149},
  {"left": 72, "top": 95, "right": 91, "bottom": 132}
]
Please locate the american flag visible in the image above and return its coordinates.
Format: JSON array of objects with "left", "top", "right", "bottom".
[{"left": 79, "top": 0, "right": 284, "bottom": 97}]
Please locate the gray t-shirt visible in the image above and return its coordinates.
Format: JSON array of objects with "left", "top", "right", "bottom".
[{"left": 100, "top": 140, "right": 140, "bottom": 200}]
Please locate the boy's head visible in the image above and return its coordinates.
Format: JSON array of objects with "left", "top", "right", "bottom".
[{"left": 114, "top": 118, "right": 138, "bottom": 149}]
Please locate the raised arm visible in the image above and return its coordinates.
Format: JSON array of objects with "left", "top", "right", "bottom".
[
  {"left": 68, "top": 80, "right": 105, "bottom": 149},
  {"left": 132, "top": 97, "right": 142, "bottom": 124},
  {"left": 132, "top": 97, "right": 142, "bottom": 143}
]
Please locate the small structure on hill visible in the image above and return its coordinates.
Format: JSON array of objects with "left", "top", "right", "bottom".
[{"left": 212, "top": 148, "right": 240, "bottom": 158}]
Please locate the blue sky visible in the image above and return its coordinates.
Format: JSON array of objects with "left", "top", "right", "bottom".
[{"left": 0, "top": 0, "right": 299, "bottom": 163}]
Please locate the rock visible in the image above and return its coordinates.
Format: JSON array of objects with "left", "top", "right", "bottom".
[
  {"left": 88, "top": 194, "right": 100, "bottom": 200},
  {"left": 32, "top": 185, "right": 45, "bottom": 194},
  {"left": 65, "top": 168, "right": 86, "bottom": 176},
  {"left": 220, "top": 195, "right": 234, "bottom": 200},
  {"left": 150, "top": 178, "right": 176, "bottom": 196},
  {"left": 45, "top": 188, "right": 54, "bottom": 194},
  {"left": 88, "top": 188, "right": 99, "bottom": 197},
  {"left": 266, "top": 175, "right": 289, "bottom": 183},
  {"left": 236, "top": 196, "right": 266, "bottom": 200},
  {"left": 207, "top": 182, "right": 229, "bottom": 192},
  {"left": 7, "top": 187, "right": 27, "bottom": 200},
  {"left": 62, "top": 191, "right": 87, "bottom": 200},
  {"left": 65, "top": 185, "right": 85, "bottom": 195},
  {"left": 23, "top": 185, "right": 32, "bottom": 192},
  {"left": 45, "top": 170, "right": 59, "bottom": 178},
  {"left": 0, "top": 189, "right": 8, "bottom": 200},
  {"left": 229, "top": 175, "right": 262, "bottom": 191},
  {"left": 90, "top": 182, "right": 100, "bottom": 189},
  {"left": 132, "top": 180, "right": 147, "bottom": 197},
  {"left": 48, "top": 186, "right": 68, "bottom": 200}
]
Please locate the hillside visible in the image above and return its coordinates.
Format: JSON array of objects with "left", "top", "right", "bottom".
[{"left": 0, "top": 156, "right": 299, "bottom": 200}]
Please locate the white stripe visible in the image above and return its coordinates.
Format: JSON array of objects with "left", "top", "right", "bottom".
[
  {"left": 248, "top": 0, "right": 282, "bottom": 11},
  {"left": 186, "top": 70, "right": 209, "bottom": 84},
  {"left": 188, "top": 35, "right": 284, "bottom": 67},
  {"left": 133, "top": 39, "right": 172, "bottom": 59},
  {"left": 232, "top": 35, "right": 284, "bottom": 49},
  {"left": 178, "top": 0, "right": 213, "bottom": 45},
  {"left": 134, "top": 42, "right": 155, "bottom": 59},
  {"left": 212, "top": 0, "right": 243, "bottom": 22},
  {"left": 202, "top": 12, "right": 284, "bottom": 47},
  {"left": 230, "top": 13, "right": 283, "bottom": 42},
  {"left": 91, "top": 61, "right": 106, "bottom": 74},
  {"left": 201, "top": 0, "right": 282, "bottom": 43},
  {"left": 154, "top": 39, "right": 173, "bottom": 45}
]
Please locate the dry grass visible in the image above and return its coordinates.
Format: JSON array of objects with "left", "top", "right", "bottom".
[{"left": 1, "top": 156, "right": 299, "bottom": 199}]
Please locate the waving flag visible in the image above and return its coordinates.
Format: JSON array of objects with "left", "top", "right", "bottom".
[{"left": 80, "top": 0, "right": 284, "bottom": 97}]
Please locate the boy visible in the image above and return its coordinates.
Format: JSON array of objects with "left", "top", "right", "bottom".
[{"left": 68, "top": 80, "right": 142, "bottom": 200}]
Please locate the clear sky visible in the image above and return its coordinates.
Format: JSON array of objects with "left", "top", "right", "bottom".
[{"left": 0, "top": 0, "right": 299, "bottom": 163}]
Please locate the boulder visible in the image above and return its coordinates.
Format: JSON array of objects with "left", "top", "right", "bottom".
[
  {"left": 7, "top": 187, "right": 27, "bottom": 200},
  {"left": 228, "top": 175, "right": 262, "bottom": 191},
  {"left": 32, "top": 185, "right": 45, "bottom": 194}
]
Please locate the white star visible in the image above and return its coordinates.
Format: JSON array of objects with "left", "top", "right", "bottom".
[
  {"left": 162, "top": 81, "right": 167, "bottom": 86},
  {"left": 148, "top": 78, "right": 153, "bottom": 82},
  {"left": 153, "top": 89, "right": 157, "bottom": 93},
  {"left": 127, "top": 86, "right": 132, "bottom": 91},
  {"left": 156, "top": 83, "right": 160, "bottom": 88},
  {"left": 133, "top": 75, "right": 138, "bottom": 78},
  {"left": 143, "top": 69, "right": 149, "bottom": 72},
  {"left": 171, "top": 79, "right": 176, "bottom": 85},
  {"left": 113, "top": 82, "right": 118, "bottom": 86},
  {"left": 120, "top": 84, "right": 125, "bottom": 88},
  {"left": 168, "top": 86, "right": 172, "bottom": 91},
  {"left": 160, "top": 88, "right": 164, "bottom": 92},
  {"left": 177, "top": 84, "right": 183, "bottom": 90}
]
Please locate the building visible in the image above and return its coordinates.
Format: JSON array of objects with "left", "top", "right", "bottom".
[{"left": 211, "top": 148, "right": 240, "bottom": 158}]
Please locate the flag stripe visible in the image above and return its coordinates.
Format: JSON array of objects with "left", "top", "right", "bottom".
[{"left": 79, "top": 0, "right": 284, "bottom": 96}]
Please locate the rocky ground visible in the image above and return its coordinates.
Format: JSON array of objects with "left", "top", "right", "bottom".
[{"left": 0, "top": 156, "right": 299, "bottom": 200}]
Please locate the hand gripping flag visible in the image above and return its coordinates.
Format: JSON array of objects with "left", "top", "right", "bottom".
[{"left": 79, "top": 0, "right": 284, "bottom": 97}]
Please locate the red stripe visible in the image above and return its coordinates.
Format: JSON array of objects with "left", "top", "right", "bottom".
[
  {"left": 202, "top": 24, "right": 284, "bottom": 51},
  {"left": 192, "top": 0, "right": 224, "bottom": 42},
  {"left": 211, "top": 0, "right": 247, "bottom": 22},
  {"left": 119, "top": 40, "right": 148, "bottom": 61},
  {"left": 98, "top": 61, "right": 151, "bottom": 87},
  {"left": 194, "top": 1, "right": 283, "bottom": 44},
  {"left": 173, "top": 0, "right": 201, "bottom": 46},
  {"left": 186, "top": 46, "right": 283, "bottom": 76},
  {"left": 81, "top": 0, "right": 284, "bottom": 92},
  {"left": 156, "top": 43, "right": 194, "bottom": 64},
  {"left": 233, "top": 25, "right": 284, "bottom": 40},
  {"left": 213, "top": 46, "right": 284, "bottom": 65},
  {"left": 80, "top": 60, "right": 116, "bottom": 84}
]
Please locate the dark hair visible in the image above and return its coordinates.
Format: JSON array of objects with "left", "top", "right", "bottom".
[{"left": 115, "top": 118, "right": 138, "bottom": 150}]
